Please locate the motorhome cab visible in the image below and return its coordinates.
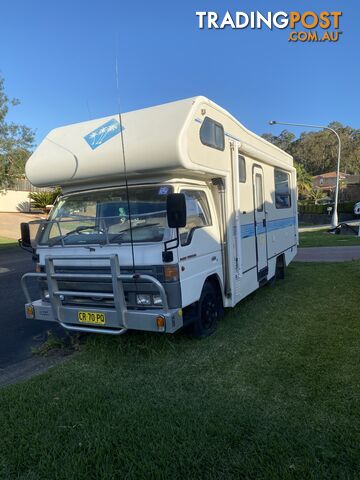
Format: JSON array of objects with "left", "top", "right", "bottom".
[{"left": 21, "top": 96, "right": 298, "bottom": 337}]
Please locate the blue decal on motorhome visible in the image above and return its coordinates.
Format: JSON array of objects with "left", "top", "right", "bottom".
[
  {"left": 240, "top": 216, "right": 296, "bottom": 239},
  {"left": 84, "top": 119, "right": 123, "bottom": 150}
]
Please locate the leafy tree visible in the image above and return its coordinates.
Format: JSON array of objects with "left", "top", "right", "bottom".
[
  {"left": 0, "top": 75, "right": 34, "bottom": 189},
  {"left": 262, "top": 130, "right": 295, "bottom": 152},
  {"left": 309, "top": 187, "right": 327, "bottom": 203},
  {"left": 262, "top": 123, "right": 360, "bottom": 176},
  {"left": 295, "top": 162, "right": 313, "bottom": 199}
]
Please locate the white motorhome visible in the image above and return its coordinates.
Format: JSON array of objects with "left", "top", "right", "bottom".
[{"left": 21, "top": 96, "right": 298, "bottom": 337}]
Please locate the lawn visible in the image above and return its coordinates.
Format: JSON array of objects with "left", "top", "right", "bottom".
[
  {"left": 299, "top": 229, "right": 360, "bottom": 247},
  {"left": 0, "top": 236, "right": 17, "bottom": 249},
  {"left": 1, "top": 262, "right": 360, "bottom": 479}
]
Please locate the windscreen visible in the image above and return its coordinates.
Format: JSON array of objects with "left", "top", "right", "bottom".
[{"left": 37, "top": 185, "right": 172, "bottom": 246}]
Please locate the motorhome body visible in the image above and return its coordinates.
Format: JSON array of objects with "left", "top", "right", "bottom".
[{"left": 22, "top": 96, "right": 298, "bottom": 337}]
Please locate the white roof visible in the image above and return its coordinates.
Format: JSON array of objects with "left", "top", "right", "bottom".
[{"left": 26, "top": 96, "right": 292, "bottom": 187}]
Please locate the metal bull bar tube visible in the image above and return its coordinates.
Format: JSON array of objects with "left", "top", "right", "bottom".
[{"left": 21, "top": 254, "right": 170, "bottom": 335}]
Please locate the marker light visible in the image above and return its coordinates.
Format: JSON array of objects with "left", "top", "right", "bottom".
[
  {"left": 164, "top": 265, "right": 179, "bottom": 282},
  {"left": 26, "top": 304, "right": 35, "bottom": 319},
  {"left": 156, "top": 315, "right": 165, "bottom": 331}
]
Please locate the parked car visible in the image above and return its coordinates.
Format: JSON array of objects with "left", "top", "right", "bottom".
[{"left": 354, "top": 201, "right": 360, "bottom": 215}]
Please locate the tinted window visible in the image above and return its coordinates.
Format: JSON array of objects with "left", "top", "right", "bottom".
[
  {"left": 40, "top": 185, "right": 172, "bottom": 245},
  {"left": 200, "top": 117, "right": 225, "bottom": 151},
  {"left": 179, "top": 190, "right": 212, "bottom": 246},
  {"left": 274, "top": 170, "right": 291, "bottom": 209},
  {"left": 238, "top": 154, "right": 246, "bottom": 183}
]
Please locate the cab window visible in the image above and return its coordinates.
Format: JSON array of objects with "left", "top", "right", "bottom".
[{"left": 179, "top": 190, "right": 212, "bottom": 246}]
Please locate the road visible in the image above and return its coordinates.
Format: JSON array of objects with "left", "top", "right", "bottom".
[
  {"left": 0, "top": 246, "right": 61, "bottom": 369},
  {"left": 295, "top": 246, "right": 360, "bottom": 262}
]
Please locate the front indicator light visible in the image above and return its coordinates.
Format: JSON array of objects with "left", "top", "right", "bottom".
[
  {"left": 26, "top": 304, "right": 35, "bottom": 319},
  {"left": 164, "top": 265, "right": 179, "bottom": 282},
  {"left": 156, "top": 315, "right": 165, "bottom": 331},
  {"left": 136, "top": 294, "right": 151, "bottom": 306}
]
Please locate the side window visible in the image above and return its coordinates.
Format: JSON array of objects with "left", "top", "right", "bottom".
[
  {"left": 200, "top": 117, "right": 225, "bottom": 151},
  {"left": 274, "top": 169, "right": 291, "bottom": 209},
  {"left": 255, "top": 174, "right": 264, "bottom": 212},
  {"left": 238, "top": 154, "right": 246, "bottom": 183},
  {"left": 180, "top": 190, "right": 212, "bottom": 246}
]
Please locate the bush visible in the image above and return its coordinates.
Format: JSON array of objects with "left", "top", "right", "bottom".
[
  {"left": 338, "top": 201, "right": 355, "bottom": 214},
  {"left": 298, "top": 204, "right": 327, "bottom": 214},
  {"left": 298, "top": 201, "right": 356, "bottom": 215},
  {"left": 29, "top": 188, "right": 61, "bottom": 210}
]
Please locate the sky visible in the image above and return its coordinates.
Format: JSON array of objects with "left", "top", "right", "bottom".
[{"left": 0, "top": 0, "right": 359, "bottom": 145}]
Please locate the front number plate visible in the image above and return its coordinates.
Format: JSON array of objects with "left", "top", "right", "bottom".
[{"left": 78, "top": 311, "right": 106, "bottom": 325}]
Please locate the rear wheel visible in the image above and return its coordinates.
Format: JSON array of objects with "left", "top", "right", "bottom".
[
  {"left": 187, "top": 282, "right": 223, "bottom": 338},
  {"left": 268, "top": 254, "right": 285, "bottom": 286}
]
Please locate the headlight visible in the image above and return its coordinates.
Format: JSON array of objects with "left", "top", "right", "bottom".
[
  {"left": 136, "top": 294, "right": 151, "bottom": 306},
  {"left": 153, "top": 295, "right": 163, "bottom": 306}
]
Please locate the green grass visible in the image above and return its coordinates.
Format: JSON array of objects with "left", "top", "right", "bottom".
[
  {"left": 299, "top": 229, "right": 360, "bottom": 247},
  {"left": 1, "top": 262, "right": 360, "bottom": 479},
  {"left": 0, "top": 236, "right": 17, "bottom": 249}
]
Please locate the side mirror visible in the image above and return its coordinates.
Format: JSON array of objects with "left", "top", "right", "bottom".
[
  {"left": 166, "top": 193, "right": 187, "bottom": 228},
  {"left": 20, "top": 222, "right": 31, "bottom": 248}
]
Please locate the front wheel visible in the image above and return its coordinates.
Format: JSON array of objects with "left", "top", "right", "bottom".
[{"left": 188, "top": 282, "right": 222, "bottom": 338}]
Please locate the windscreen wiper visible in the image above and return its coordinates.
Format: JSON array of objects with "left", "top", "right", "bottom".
[{"left": 48, "top": 225, "right": 99, "bottom": 246}]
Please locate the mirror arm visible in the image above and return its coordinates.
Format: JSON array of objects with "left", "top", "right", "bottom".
[
  {"left": 162, "top": 228, "right": 179, "bottom": 262},
  {"left": 18, "top": 238, "right": 34, "bottom": 254},
  {"left": 164, "top": 227, "right": 179, "bottom": 251}
]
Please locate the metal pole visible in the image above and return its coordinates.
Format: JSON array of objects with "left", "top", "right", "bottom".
[{"left": 268, "top": 121, "right": 341, "bottom": 228}]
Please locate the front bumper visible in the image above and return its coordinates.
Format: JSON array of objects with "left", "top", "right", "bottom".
[
  {"left": 25, "top": 299, "right": 183, "bottom": 334},
  {"left": 22, "top": 253, "right": 183, "bottom": 335}
]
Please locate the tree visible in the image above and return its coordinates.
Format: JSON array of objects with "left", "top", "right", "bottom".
[
  {"left": 262, "top": 130, "right": 295, "bottom": 152},
  {"left": 0, "top": 75, "right": 34, "bottom": 189},
  {"left": 262, "top": 123, "right": 360, "bottom": 176},
  {"left": 309, "top": 187, "right": 327, "bottom": 203},
  {"left": 295, "top": 162, "right": 313, "bottom": 199}
]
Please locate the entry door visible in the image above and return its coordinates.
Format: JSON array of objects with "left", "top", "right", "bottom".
[{"left": 252, "top": 166, "right": 268, "bottom": 276}]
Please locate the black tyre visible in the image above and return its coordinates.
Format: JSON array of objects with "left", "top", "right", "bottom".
[
  {"left": 188, "top": 282, "right": 222, "bottom": 338},
  {"left": 267, "top": 254, "right": 285, "bottom": 286},
  {"left": 275, "top": 254, "right": 285, "bottom": 280}
]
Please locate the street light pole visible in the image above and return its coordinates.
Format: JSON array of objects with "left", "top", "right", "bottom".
[{"left": 268, "top": 120, "right": 341, "bottom": 228}]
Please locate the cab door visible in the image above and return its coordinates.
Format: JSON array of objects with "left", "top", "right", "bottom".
[{"left": 252, "top": 166, "right": 268, "bottom": 279}]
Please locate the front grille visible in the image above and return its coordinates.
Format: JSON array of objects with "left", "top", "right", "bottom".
[{"left": 40, "top": 264, "right": 164, "bottom": 310}]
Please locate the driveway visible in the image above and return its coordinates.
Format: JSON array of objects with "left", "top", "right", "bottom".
[
  {"left": 0, "top": 246, "right": 62, "bottom": 371},
  {"left": 295, "top": 246, "right": 360, "bottom": 262}
]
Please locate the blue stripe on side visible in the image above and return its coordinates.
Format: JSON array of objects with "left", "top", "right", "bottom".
[
  {"left": 267, "top": 217, "right": 296, "bottom": 232},
  {"left": 239, "top": 216, "right": 296, "bottom": 239},
  {"left": 240, "top": 223, "right": 255, "bottom": 239}
]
